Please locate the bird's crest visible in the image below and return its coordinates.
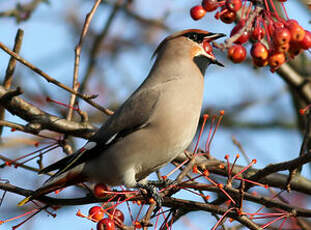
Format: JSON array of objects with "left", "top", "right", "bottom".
[{"left": 152, "top": 29, "right": 212, "bottom": 59}]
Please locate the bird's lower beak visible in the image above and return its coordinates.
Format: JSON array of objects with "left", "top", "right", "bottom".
[
  {"left": 204, "top": 32, "right": 226, "bottom": 67},
  {"left": 211, "top": 58, "right": 225, "bottom": 67}
]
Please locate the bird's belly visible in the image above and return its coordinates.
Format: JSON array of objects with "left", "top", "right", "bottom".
[
  {"left": 84, "top": 121, "right": 197, "bottom": 186},
  {"left": 136, "top": 114, "right": 199, "bottom": 179}
]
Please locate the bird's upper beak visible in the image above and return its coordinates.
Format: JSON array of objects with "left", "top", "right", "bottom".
[
  {"left": 204, "top": 32, "right": 226, "bottom": 42},
  {"left": 202, "top": 32, "right": 226, "bottom": 67}
]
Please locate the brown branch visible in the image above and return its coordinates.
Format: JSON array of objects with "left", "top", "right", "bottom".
[
  {"left": 3, "top": 179, "right": 311, "bottom": 218},
  {"left": 0, "top": 0, "right": 45, "bottom": 22},
  {"left": 176, "top": 182, "right": 311, "bottom": 218},
  {"left": 2, "top": 29, "right": 23, "bottom": 89},
  {"left": 0, "top": 41, "right": 113, "bottom": 115},
  {"left": 79, "top": 0, "right": 125, "bottom": 94},
  {"left": 277, "top": 63, "right": 311, "bottom": 105},
  {"left": 247, "top": 150, "right": 311, "bottom": 186},
  {"left": 0, "top": 120, "right": 37, "bottom": 135},
  {"left": 0, "top": 29, "right": 24, "bottom": 138},
  {"left": 67, "top": 0, "right": 102, "bottom": 121},
  {"left": 0, "top": 182, "right": 263, "bottom": 229},
  {"left": 232, "top": 136, "right": 251, "bottom": 164},
  {"left": 174, "top": 153, "right": 311, "bottom": 195},
  {"left": 0, "top": 154, "right": 53, "bottom": 176},
  {"left": 0, "top": 85, "right": 96, "bottom": 138}
]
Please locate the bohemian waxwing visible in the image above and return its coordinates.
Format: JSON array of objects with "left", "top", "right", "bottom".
[{"left": 18, "top": 29, "right": 225, "bottom": 206}]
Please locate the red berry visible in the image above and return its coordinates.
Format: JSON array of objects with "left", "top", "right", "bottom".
[
  {"left": 202, "top": 0, "right": 218, "bottom": 12},
  {"left": 226, "top": 0, "right": 242, "bottom": 12},
  {"left": 251, "top": 26, "right": 265, "bottom": 41},
  {"left": 251, "top": 42, "right": 269, "bottom": 60},
  {"left": 94, "top": 183, "right": 109, "bottom": 198},
  {"left": 230, "top": 20, "right": 250, "bottom": 44},
  {"left": 269, "top": 52, "right": 286, "bottom": 70},
  {"left": 190, "top": 5, "right": 206, "bottom": 21},
  {"left": 89, "top": 206, "right": 104, "bottom": 221},
  {"left": 285, "top": 19, "right": 298, "bottom": 26},
  {"left": 288, "top": 42, "right": 303, "bottom": 58},
  {"left": 286, "top": 20, "right": 305, "bottom": 42},
  {"left": 274, "top": 21, "right": 285, "bottom": 29},
  {"left": 203, "top": 40, "right": 214, "bottom": 57},
  {"left": 276, "top": 43, "right": 290, "bottom": 53},
  {"left": 109, "top": 209, "right": 125, "bottom": 223},
  {"left": 273, "top": 28, "right": 291, "bottom": 45},
  {"left": 253, "top": 58, "right": 268, "bottom": 67},
  {"left": 220, "top": 9, "right": 236, "bottom": 24},
  {"left": 134, "top": 221, "right": 142, "bottom": 229},
  {"left": 300, "top": 30, "right": 311, "bottom": 50},
  {"left": 228, "top": 45, "right": 246, "bottom": 63},
  {"left": 97, "top": 218, "right": 116, "bottom": 230}
]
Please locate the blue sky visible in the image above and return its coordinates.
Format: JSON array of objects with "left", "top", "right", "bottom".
[{"left": 0, "top": 0, "right": 310, "bottom": 229}]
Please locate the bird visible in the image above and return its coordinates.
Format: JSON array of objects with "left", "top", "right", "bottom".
[{"left": 18, "top": 29, "right": 225, "bottom": 206}]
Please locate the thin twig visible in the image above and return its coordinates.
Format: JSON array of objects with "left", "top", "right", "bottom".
[
  {"left": 67, "top": 0, "right": 102, "bottom": 121},
  {"left": 0, "top": 41, "right": 113, "bottom": 115},
  {"left": 0, "top": 85, "right": 96, "bottom": 138},
  {"left": 0, "top": 0, "right": 45, "bottom": 22},
  {"left": 79, "top": 0, "right": 125, "bottom": 94},
  {"left": 0, "top": 29, "right": 24, "bottom": 137},
  {"left": 0, "top": 154, "right": 53, "bottom": 176}
]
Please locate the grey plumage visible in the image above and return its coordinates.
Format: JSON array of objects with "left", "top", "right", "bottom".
[{"left": 18, "top": 29, "right": 224, "bottom": 206}]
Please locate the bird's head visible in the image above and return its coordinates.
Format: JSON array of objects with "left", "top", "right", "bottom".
[{"left": 153, "top": 29, "right": 225, "bottom": 75}]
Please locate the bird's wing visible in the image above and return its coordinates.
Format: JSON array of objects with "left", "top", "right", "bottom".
[{"left": 39, "top": 87, "right": 160, "bottom": 178}]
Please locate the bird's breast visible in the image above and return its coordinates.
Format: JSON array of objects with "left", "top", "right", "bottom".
[{"left": 150, "top": 76, "right": 204, "bottom": 154}]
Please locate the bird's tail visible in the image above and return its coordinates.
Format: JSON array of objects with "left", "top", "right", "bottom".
[
  {"left": 17, "top": 166, "right": 87, "bottom": 206},
  {"left": 18, "top": 196, "right": 32, "bottom": 206},
  {"left": 17, "top": 183, "right": 62, "bottom": 206}
]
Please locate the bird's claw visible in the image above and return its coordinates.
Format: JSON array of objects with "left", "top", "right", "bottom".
[
  {"left": 162, "top": 178, "right": 178, "bottom": 188},
  {"left": 137, "top": 183, "right": 163, "bottom": 211},
  {"left": 148, "top": 178, "right": 177, "bottom": 188}
]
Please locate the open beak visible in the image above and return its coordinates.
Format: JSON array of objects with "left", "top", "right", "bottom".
[{"left": 204, "top": 32, "right": 226, "bottom": 67}]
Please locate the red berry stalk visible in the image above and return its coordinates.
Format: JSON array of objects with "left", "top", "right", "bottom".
[{"left": 189, "top": 0, "right": 311, "bottom": 72}]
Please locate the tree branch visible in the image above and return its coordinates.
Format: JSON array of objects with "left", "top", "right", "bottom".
[{"left": 0, "top": 85, "right": 96, "bottom": 138}]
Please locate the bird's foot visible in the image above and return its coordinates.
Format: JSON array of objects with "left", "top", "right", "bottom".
[
  {"left": 162, "top": 178, "right": 178, "bottom": 188},
  {"left": 137, "top": 182, "right": 162, "bottom": 212},
  {"left": 148, "top": 178, "right": 177, "bottom": 188}
]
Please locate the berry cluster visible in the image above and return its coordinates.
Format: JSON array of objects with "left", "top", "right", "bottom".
[
  {"left": 190, "top": 0, "right": 311, "bottom": 72},
  {"left": 88, "top": 205, "right": 124, "bottom": 230},
  {"left": 76, "top": 184, "right": 125, "bottom": 230}
]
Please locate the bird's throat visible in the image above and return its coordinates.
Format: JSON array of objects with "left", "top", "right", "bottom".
[{"left": 193, "top": 55, "right": 211, "bottom": 76}]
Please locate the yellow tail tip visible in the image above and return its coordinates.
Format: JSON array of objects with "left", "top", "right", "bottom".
[{"left": 17, "top": 196, "right": 31, "bottom": 206}]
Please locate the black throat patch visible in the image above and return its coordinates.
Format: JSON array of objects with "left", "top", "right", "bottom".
[{"left": 193, "top": 55, "right": 211, "bottom": 76}]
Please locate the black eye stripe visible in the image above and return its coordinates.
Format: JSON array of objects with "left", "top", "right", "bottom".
[{"left": 183, "top": 32, "right": 205, "bottom": 43}]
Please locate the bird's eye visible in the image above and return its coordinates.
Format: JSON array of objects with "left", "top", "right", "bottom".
[
  {"left": 183, "top": 32, "right": 203, "bottom": 43},
  {"left": 183, "top": 32, "right": 204, "bottom": 43}
]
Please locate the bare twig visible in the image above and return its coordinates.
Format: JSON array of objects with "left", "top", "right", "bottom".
[
  {"left": 0, "top": 154, "right": 53, "bottom": 176},
  {"left": 0, "top": 29, "right": 24, "bottom": 137},
  {"left": 0, "top": 85, "right": 96, "bottom": 138},
  {"left": 174, "top": 153, "right": 311, "bottom": 195},
  {"left": 0, "top": 41, "right": 113, "bottom": 115},
  {"left": 0, "top": 120, "right": 37, "bottom": 134},
  {"left": 79, "top": 0, "right": 125, "bottom": 94},
  {"left": 0, "top": 0, "right": 46, "bottom": 22},
  {"left": 67, "top": 0, "right": 102, "bottom": 121},
  {"left": 232, "top": 136, "right": 251, "bottom": 164}
]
